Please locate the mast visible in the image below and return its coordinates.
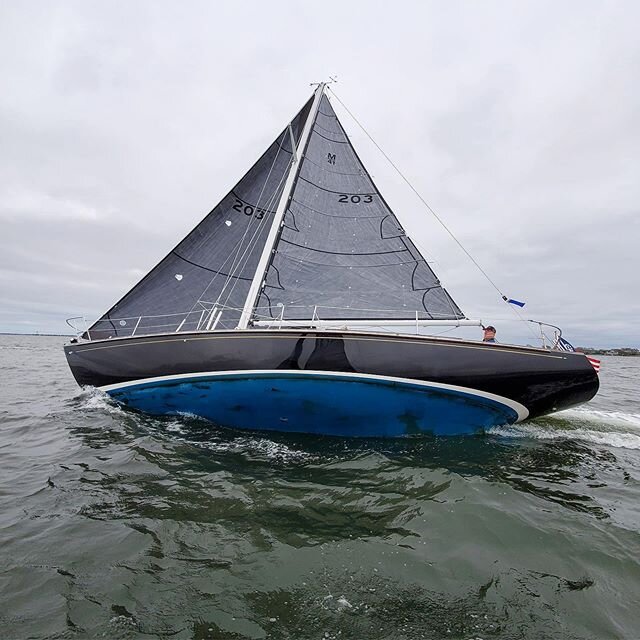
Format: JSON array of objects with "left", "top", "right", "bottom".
[{"left": 237, "top": 83, "right": 326, "bottom": 329}]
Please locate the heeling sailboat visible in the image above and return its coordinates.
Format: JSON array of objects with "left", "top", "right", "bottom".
[{"left": 64, "top": 82, "right": 598, "bottom": 437}]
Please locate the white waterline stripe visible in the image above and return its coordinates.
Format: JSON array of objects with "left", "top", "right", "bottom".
[{"left": 100, "top": 369, "right": 529, "bottom": 422}]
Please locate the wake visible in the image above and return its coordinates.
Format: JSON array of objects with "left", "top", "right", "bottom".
[{"left": 490, "top": 406, "right": 640, "bottom": 450}]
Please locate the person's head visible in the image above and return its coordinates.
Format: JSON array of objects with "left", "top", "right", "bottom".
[{"left": 483, "top": 325, "right": 496, "bottom": 339}]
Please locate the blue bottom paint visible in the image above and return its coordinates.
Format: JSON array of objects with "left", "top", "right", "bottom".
[{"left": 106, "top": 372, "right": 519, "bottom": 437}]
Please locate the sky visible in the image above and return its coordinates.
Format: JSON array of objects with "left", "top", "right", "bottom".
[{"left": 0, "top": 0, "right": 638, "bottom": 347}]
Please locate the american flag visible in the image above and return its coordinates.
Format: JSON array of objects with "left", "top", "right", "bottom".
[
  {"left": 586, "top": 356, "right": 601, "bottom": 373},
  {"left": 556, "top": 337, "right": 601, "bottom": 373}
]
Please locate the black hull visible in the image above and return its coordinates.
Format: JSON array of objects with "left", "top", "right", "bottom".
[{"left": 64, "top": 330, "right": 598, "bottom": 425}]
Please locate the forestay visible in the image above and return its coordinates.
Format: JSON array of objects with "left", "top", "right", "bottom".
[{"left": 254, "top": 94, "right": 464, "bottom": 323}]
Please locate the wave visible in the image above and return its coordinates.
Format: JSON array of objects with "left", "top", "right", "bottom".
[
  {"left": 557, "top": 407, "right": 640, "bottom": 428},
  {"left": 489, "top": 406, "right": 640, "bottom": 450},
  {"left": 490, "top": 424, "right": 640, "bottom": 450},
  {"left": 194, "top": 434, "right": 318, "bottom": 463},
  {"left": 73, "top": 386, "right": 129, "bottom": 416},
  {"left": 74, "top": 397, "right": 316, "bottom": 463}
]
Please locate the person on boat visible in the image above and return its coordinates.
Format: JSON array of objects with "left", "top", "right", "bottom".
[{"left": 482, "top": 325, "right": 497, "bottom": 343}]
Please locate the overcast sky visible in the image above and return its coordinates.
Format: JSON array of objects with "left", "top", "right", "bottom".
[{"left": 1, "top": 1, "right": 638, "bottom": 347}]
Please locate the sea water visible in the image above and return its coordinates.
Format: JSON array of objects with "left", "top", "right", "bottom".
[{"left": 1, "top": 335, "right": 639, "bottom": 639}]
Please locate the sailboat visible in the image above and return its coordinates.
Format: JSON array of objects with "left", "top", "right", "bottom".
[{"left": 64, "top": 82, "right": 599, "bottom": 437}]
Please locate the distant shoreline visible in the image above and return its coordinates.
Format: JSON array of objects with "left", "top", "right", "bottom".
[
  {"left": 0, "top": 333, "right": 73, "bottom": 337},
  {"left": 578, "top": 347, "right": 639, "bottom": 356}
]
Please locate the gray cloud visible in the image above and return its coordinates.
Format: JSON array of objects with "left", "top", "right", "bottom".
[{"left": 0, "top": 0, "right": 638, "bottom": 347}]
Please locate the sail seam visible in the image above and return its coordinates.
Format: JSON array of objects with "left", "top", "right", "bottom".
[
  {"left": 297, "top": 175, "right": 374, "bottom": 196},
  {"left": 283, "top": 210, "right": 300, "bottom": 233},
  {"left": 279, "top": 238, "right": 408, "bottom": 256},
  {"left": 265, "top": 263, "right": 285, "bottom": 291},
  {"left": 171, "top": 252, "right": 253, "bottom": 281},
  {"left": 379, "top": 215, "right": 405, "bottom": 239},
  {"left": 273, "top": 252, "right": 426, "bottom": 269},
  {"left": 313, "top": 121, "right": 345, "bottom": 136},
  {"left": 290, "top": 198, "right": 384, "bottom": 220},
  {"left": 275, "top": 140, "right": 294, "bottom": 155},
  {"left": 311, "top": 128, "right": 349, "bottom": 144},
  {"left": 300, "top": 155, "right": 365, "bottom": 177}
]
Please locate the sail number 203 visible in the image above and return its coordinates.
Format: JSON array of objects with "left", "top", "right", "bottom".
[
  {"left": 338, "top": 194, "right": 374, "bottom": 204},
  {"left": 232, "top": 198, "right": 266, "bottom": 219}
]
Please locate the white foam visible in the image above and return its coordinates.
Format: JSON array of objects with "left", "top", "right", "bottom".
[
  {"left": 194, "top": 435, "right": 316, "bottom": 462},
  {"left": 164, "top": 419, "right": 187, "bottom": 434},
  {"left": 75, "top": 387, "right": 128, "bottom": 415},
  {"left": 74, "top": 390, "right": 315, "bottom": 462},
  {"left": 337, "top": 596, "right": 353, "bottom": 610},
  {"left": 489, "top": 424, "right": 640, "bottom": 450},
  {"left": 557, "top": 407, "right": 640, "bottom": 428},
  {"left": 488, "top": 400, "right": 640, "bottom": 450}
]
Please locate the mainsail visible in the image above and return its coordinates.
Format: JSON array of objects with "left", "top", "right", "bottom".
[
  {"left": 253, "top": 93, "right": 464, "bottom": 323},
  {"left": 86, "top": 97, "right": 313, "bottom": 339}
]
